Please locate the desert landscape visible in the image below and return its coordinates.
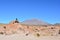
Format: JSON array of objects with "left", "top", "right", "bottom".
[
  {"left": 0, "top": 18, "right": 60, "bottom": 40},
  {"left": 0, "top": 0, "right": 60, "bottom": 40}
]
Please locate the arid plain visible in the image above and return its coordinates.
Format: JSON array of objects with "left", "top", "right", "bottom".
[{"left": 0, "top": 19, "right": 60, "bottom": 40}]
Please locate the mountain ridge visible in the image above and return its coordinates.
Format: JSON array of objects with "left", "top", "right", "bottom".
[{"left": 21, "top": 19, "right": 50, "bottom": 25}]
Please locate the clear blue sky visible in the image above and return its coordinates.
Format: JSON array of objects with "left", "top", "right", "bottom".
[{"left": 0, "top": 0, "right": 60, "bottom": 24}]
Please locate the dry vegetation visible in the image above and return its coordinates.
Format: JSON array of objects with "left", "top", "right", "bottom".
[
  {"left": 0, "top": 19, "right": 60, "bottom": 40},
  {"left": 0, "top": 19, "right": 60, "bottom": 37}
]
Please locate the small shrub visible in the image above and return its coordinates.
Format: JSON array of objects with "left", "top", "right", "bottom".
[
  {"left": 35, "top": 29, "right": 38, "bottom": 31},
  {"left": 0, "top": 32, "right": 4, "bottom": 34},
  {"left": 51, "top": 27, "right": 54, "bottom": 29},
  {"left": 3, "top": 26, "right": 6, "bottom": 29},
  {"left": 26, "top": 33, "right": 29, "bottom": 36},
  {"left": 58, "top": 30, "right": 60, "bottom": 34},
  {"left": 36, "top": 33, "right": 40, "bottom": 37}
]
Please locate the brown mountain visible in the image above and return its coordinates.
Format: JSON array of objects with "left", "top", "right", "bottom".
[{"left": 21, "top": 19, "right": 50, "bottom": 25}]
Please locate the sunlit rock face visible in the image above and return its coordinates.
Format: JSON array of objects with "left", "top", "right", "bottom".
[
  {"left": 0, "top": 19, "right": 23, "bottom": 35},
  {"left": 6, "top": 20, "right": 22, "bottom": 34}
]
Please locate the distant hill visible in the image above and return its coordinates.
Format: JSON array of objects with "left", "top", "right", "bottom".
[
  {"left": 0, "top": 23, "right": 6, "bottom": 26},
  {"left": 21, "top": 19, "right": 50, "bottom": 25},
  {"left": 54, "top": 23, "right": 60, "bottom": 26}
]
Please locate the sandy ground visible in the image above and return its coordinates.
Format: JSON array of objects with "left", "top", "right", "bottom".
[{"left": 0, "top": 34, "right": 60, "bottom": 40}]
